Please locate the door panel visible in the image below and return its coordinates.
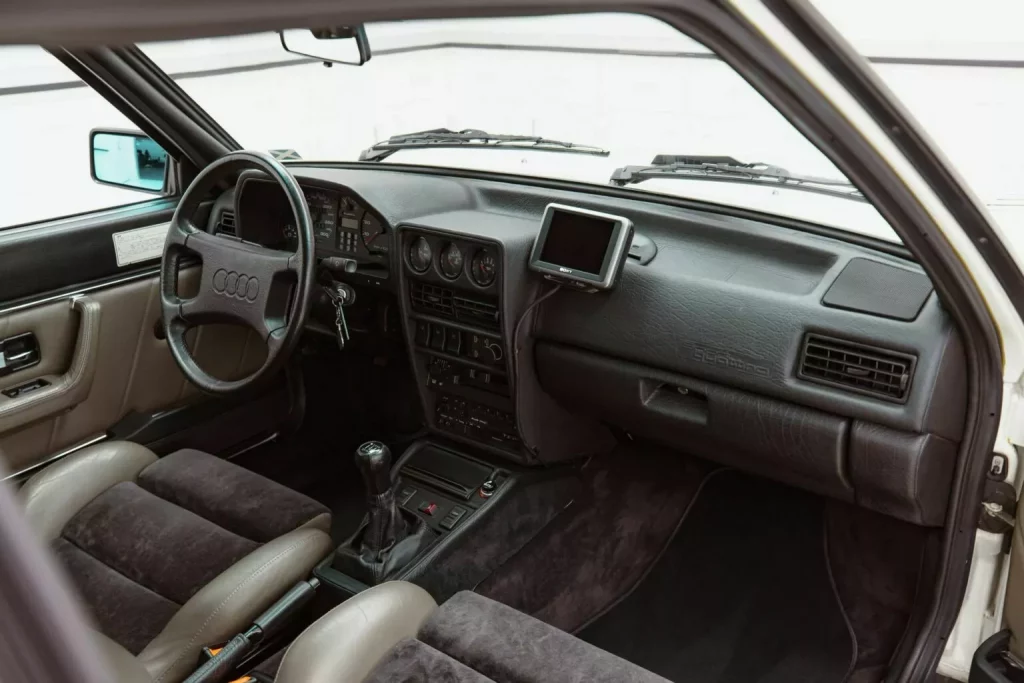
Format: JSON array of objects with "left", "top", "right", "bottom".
[{"left": 0, "top": 269, "right": 266, "bottom": 476}]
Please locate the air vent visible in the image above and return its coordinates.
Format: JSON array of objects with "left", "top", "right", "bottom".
[
  {"left": 410, "top": 282, "right": 500, "bottom": 330},
  {"left": 799, "top": 334, "right": 915, "bottom": 402},
  {"left": 216, "top": 210, "right": 236, "bottom": 236},
  {"left": 454, "top": 294, "right": 500, "bottom": 329},
  {"left": 410, "top": 282, "right": 455, "bottom": 318}
]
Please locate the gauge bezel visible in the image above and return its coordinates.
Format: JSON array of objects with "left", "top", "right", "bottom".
[
  {"left": 408, "top": 236, "right": 433, "bottom": 273},
  {"left": 438, "top": 241, "right": 465, "bottom": 280},
  {"left": 470, "top": 247, "right": 497, "bottom": 287}
]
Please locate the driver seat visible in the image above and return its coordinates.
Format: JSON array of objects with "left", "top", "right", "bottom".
[{"left": 20, "top": 440, "right": 332, "bottom": 683}]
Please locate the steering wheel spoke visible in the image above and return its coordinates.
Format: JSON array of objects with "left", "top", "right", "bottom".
[{"left": 159, "top": 150, "right": 314, "bottom": 395}]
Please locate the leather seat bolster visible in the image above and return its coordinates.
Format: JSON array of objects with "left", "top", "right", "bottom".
[
  {"left": 21, "top": 441, "right": 157, "bottom": 540},
  {"left": 137, "top": 527, "right": 332, "bottom": 683},
  {"left": 93, "top": 631, "right": 154, "bottom": 683},
  {"left": 276, "top": 582, "right": 438, "bottom": 683}
]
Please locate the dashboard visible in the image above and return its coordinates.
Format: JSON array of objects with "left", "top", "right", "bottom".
[{"left": 209, "top": 165, "right": 967, "bottom": 530}]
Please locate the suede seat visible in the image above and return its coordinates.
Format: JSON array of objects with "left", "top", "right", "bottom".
[
  {"left": 274, "top": 582, "right": 670, "bottom": 683},
  {"left": 21, "top": 441, "right": 332, "bottom": 683}
]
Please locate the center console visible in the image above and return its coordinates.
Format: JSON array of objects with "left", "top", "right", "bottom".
[
  {"left": 313, "top": 438, "right": 525, "bottom": 609},
  {"left": 400, "top": 229, "right": 521, "bottom": 454}
]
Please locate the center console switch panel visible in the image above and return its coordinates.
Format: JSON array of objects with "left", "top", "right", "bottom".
[
  {"left": 402, "top": 228, "right": 521, "bottom": 455},
  {"left": 396, "top": 443, "right": 508, "bottom": 535}
]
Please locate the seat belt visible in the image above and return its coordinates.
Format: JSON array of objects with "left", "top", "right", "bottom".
[{"left": 184, "top": 578, "right": 319, "bottom": 683}]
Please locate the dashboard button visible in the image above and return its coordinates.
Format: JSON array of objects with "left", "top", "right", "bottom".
[
  {"left": 446, "top": 328, "right": 463, "bottom": 354},
  {"left": 415, "top": 320, "right": 430, "bottom": 346},
  {"left": 429, "top": 324, "right": 446, "bottom": 351}
]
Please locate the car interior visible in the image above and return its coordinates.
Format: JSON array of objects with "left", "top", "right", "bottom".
[{"left": 0, "top": 7, "right": 1003, "bottom": 683}]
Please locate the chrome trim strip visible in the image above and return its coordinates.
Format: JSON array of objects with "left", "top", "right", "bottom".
[
  {"left": 3, "top": 433, "right": 108, "bottom": 482},
  {"left": 0, "top": 267, "right": 160, "bottom": 317}
]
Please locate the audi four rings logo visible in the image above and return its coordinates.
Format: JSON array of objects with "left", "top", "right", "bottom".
[{"left": 212, "top": 269, "right": 260, "bottom": 301}]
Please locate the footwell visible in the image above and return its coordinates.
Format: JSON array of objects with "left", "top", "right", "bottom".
[{"left": 578, "top": 470, "right": 855, "bottom": 683}]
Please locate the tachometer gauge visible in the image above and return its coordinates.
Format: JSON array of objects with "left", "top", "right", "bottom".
[
  {"left": 282, "top": 223, "right": 297, "bottom": 241},
  {"left": 361, "top": 212, "right": 386, "bottom": 252},
  {"left": 439, "top": 243, "right": 464, "bottom": 279},
  {"left": 470, "top": 248, "right": 497, "bottom": 286},
  {"left": 409, "top": 237, "right": 432, "bottom": 273}
]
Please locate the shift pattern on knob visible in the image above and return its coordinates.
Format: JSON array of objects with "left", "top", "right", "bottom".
[{"left": 355, "top": 440, "right": 393, "bottom": 497}]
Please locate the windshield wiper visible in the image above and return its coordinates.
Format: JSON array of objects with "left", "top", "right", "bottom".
[
  {"left": 609, "top": 155, "right": 865, "bottom": 202},
  {"left": 359, "top": 128, "right": 610, "bottom": 162}
]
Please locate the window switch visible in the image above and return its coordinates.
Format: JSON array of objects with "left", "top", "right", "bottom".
[
  {"left": 440, "top": 506, "right": 468, "bottom": 531},
  {"left": 398, "top": 486, "right": 417, "bottom": 505}
]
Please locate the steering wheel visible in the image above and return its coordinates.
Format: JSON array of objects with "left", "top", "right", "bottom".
[{"left": 161, "top": 151, "right": 314, "bottom": 395}]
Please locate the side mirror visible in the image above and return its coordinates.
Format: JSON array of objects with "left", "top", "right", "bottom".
[
  {"left": 278, "top": 26, "right": 372, "bottom": 67},
  {"left": 89, "top": 129, "right": 168, "bottom": 194}
]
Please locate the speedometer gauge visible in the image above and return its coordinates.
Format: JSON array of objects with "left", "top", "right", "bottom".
[
  {"left": 439, "top": 243, "right": 464, "bottom": 279},
  {"left": 409, "top": 237, "right": 432, "bottom": 273}
]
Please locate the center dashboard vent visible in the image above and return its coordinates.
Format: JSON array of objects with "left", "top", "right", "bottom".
[
  {"left": 216, "top": 210, "right": 236, "bottom": 236},
  {"left": 798, "top": 334, "right": 916, "bottom": 403},
  {"left": 410, "top": 282, "right": 500, "bottom": 330}
]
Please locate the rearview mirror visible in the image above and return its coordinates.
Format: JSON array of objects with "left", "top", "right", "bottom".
[
  {"left": 90, "top": 129, "right": 167, "bottom": 194},
  {"left": 278, "top": 26, "right": 372, "bottom": 67}
]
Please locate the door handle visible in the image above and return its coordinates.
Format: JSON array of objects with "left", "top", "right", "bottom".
[
  {"left": 0, "top": 332, "right": 40, "bottom": 377},
  {"left": 0, "top": 297, "right": 101, "bottom": 434}
]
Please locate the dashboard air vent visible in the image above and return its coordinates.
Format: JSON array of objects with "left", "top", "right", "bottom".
[
  {"left": 410, "top": 281, "right": 500, "bottom": 330},
  {"left": 454, "top": 294, "right": 500, "bottom": 329},
  {"left": 798, "top": 334, "right": 915, "bottom": 402},
  {"left": 216, "top": 210, "right": 236, "bottom": 236},
  {"left": 410, "top": 282, "right": 455, "bottom": 318}
]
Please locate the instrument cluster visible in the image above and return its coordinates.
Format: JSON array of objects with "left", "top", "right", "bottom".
[{"left": 235, "top": 178, "right": 390, "bottom": 261}]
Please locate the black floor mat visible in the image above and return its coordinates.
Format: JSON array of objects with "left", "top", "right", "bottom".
[{"left": 578, "top": 471, "right": 854, "bottom": 683}]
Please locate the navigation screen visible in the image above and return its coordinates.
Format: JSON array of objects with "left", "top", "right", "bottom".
[{"left": 539, "top": 209, "right": 615, "bottom": 275}]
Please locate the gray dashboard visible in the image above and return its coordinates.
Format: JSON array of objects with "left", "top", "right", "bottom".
[{"left": 226, "top": 165, "right": 966, "bottom": 527}]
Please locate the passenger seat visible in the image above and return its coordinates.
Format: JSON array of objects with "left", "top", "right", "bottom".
[{"left": 274, "top": 581, "right": 669, "bottom": 683}]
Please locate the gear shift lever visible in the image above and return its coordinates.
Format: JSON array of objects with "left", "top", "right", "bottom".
[
  {"left": 355, "top": 441, "right": 393, "bottom": 498},
  {"left": 353, "top": 441, "right": 403, "bottom": 556},
  {"left": 333, "top": 441, "right": 432, "bottom": 584}
]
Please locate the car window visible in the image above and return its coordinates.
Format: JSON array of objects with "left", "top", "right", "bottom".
[
  {"left": 0, "top": 47, "right": 164, "bottom": 229},
  {"left": 810, "top": 0, "right": 1024, "bottom": 234},
  {"left": 141, "top": 15, "right": 900, "bottom": 242}
]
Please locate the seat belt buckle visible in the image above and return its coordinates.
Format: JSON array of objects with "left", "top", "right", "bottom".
[{"left": 198, "top": 642, "right": 228, "bottom": 666}]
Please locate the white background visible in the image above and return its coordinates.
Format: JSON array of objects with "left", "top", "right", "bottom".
[{"left": 0, "top": 2, "right": 1021, "bottom": 232}]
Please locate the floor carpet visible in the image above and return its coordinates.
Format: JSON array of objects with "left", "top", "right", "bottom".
[{"left": 577, "top": 471, "right": 855, "bottom": 683}]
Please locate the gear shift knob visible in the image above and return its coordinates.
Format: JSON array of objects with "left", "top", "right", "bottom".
[{"left": 355, "top": 441, "right": 393, "bottom": 497}]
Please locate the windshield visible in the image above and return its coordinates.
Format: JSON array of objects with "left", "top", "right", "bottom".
[{"left": 142, "top": 14, "right": 898, "bottom": 241}]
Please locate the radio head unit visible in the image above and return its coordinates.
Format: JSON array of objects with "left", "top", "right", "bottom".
[{"left": 528, "top": 203, "right": 633, "bottom": 291}]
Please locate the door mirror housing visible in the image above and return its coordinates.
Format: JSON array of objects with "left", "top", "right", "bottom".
[
  {"left": 89, "top": 129, "right": 168, "bottom": 194},
  {"left": 278, "top": 25, "right": 372, "bottom": 66}
]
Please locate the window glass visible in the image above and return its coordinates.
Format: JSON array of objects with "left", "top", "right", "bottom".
[
  {"left": 811, "top": 0, "right": 1024, "bottom": 232},
  {"left": 143, "top": 15, "right": 898, "bottom": 242},
  {"left": 0, "top": 47, "right": 161, "bottom": 229}
]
